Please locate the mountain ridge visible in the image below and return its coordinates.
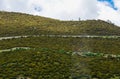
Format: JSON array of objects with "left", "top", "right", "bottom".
[{"left": 0, "top": 11, "right": 120, "bottom": 36}]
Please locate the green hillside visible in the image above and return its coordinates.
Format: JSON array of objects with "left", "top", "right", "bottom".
[
  {"left": 0, "top": 37, "right": 120, "bottom": 79},
  {"left": 0, "top": 11, "right": 120, "bottom": 36},
  {"left": 0, "top": 49, "right": 71, "bottom": 79},
  {"left": 0, "top": 11, "right": 120, "bottom": 79},
  {"left": 0, "top": 36, "right": 120, "bottom": 54}
]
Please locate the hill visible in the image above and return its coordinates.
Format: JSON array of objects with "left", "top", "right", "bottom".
[
  {"left": 0, "top": 11, "right": 120, "bottom": 79},
  {"left": 0, "top": 49, "right": 71, "bottom": 79},
  {"left": 0, "top": 37, "right": 120, "bottom": 79},
  {"left": 0, "top": 11, "right": 120, "bottom": 36}
]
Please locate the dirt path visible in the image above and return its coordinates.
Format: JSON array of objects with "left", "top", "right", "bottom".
[{"left": 0, "top": 35, "right": 120, "bottom": 40}]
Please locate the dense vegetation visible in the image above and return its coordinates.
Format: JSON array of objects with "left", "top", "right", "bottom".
[
  {"left": 0, "top": 49, "right": 71, "bottom": 79},
  {"left": 0, "top": 11, "right": 120, "bottom": 79},
  {"left": 0, "top": 36, "right": 120, "bottom": 79},
  {"left": 0, "top": 11, "right": 120, "bottom": 37},
  {"left": 0, "top": 36, "right": 120, "bottom": 54},
  {"left": 88, "top": 57, "right": 120, "bottom": 79}
]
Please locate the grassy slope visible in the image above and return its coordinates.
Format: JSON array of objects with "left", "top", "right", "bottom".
[
  {"left": 0, "top": 36, "right": 120, "bottom": 55},
  {"left": 0, "top": 37, "right": 120, "bottom": 79},
  {"left": 0, "top": 11, "right": 120, "bottom": 79},
  {"left": 0, "top": 11, "right": 120, "bottom": 36},
  {"left": 0, "top": 49, "right": 71, "bottom": 79}
]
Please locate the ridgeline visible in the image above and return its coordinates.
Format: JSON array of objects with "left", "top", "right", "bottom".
[{"left": 0, "top": 11, "right": 120, "bottom": 37}]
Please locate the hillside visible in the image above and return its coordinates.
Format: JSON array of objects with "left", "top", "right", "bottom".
[
  {"left": 0, "top": 36, "right": 120, "bottom": 54},
  {"left": 0, "top": 11, "right": 120, "bottom": 79},
  {"left": 0, "top": 11, "right": 120, "bottom": 36},
  {"left": 0, "top": 37, "right": 120, "bottom": 79},
  {"left": 0, "top": 49, "right": 71, "bottom": 79}
]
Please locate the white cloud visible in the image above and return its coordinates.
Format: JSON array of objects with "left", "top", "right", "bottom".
[
  {"left": 30, "top": 0, "right": 99, "bottom": 20},
  {"left": 0, "top": 0, "right": 120, "bottom": 26},
  {"left": 97, "top": 1, "right": 120, "bottom": 26},
  {"left": 0, "top": 0, "right": 98, "bottom": 20},
  {"left": 114, "top": 0, "right": 120, "bottom": 12}
]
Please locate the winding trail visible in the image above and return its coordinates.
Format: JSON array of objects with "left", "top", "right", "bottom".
[
  {"left": 0, "top": 35, "right": 120, "bottom": 58},
  {"left": 0, "top": 47, "right": 120, "bottom": 59},
  {"left": 0, "top": 47, "right": 30, "bottom": 53},
  {"left": 0, "top": 35, "right": 120, "bottom": 40}
]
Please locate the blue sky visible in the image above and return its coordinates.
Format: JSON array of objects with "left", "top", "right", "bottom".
[
  {"left": 98, "top": 0, "right": 118, "bottom": 10},
  {"left": 0, "top": 0, "right": 120, "bottom": 26}
]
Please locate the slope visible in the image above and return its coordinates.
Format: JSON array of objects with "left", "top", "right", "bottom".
[{"left": 0, "top": 11, "right": 120, "bottom": 36}]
